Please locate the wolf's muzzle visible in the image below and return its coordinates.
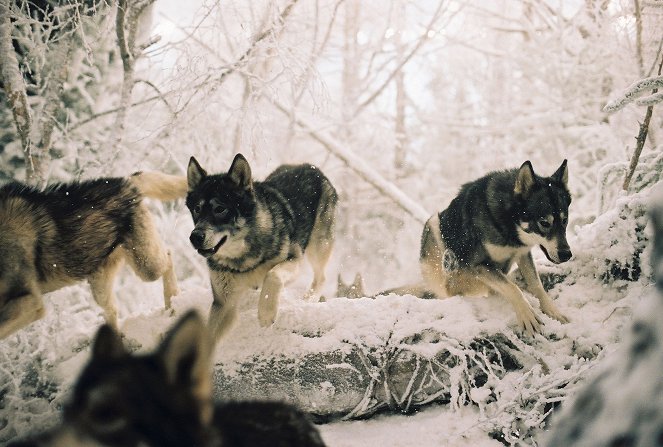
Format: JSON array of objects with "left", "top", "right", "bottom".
[
  {"left": 558, "top": 248, "right": 572, "bottom": 262},
  {"left": 189, "top": 229, "right": 205, "bottom": 249}
]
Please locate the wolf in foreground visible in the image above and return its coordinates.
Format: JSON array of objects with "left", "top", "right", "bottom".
[
  {"left": 9, "top": 310, "right": 326, "bottom": 446},
  {"left": 186, "top": 154, "right": 338, "bottom": 341},
  {"left": 415, "top": 160, "right": 572, "bottom": 335},
  {"left": 0, "top": 172, "right": 187, "bottom": 339}
]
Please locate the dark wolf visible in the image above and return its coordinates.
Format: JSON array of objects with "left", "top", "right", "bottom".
[
  {"left": 9, "top": 311, "right": 326, "bottom": 447},
  {"left": 186, "top": 153, "right": 338, "bottom": 341},
  {"left": 0, "top": 171, "right": 187, "bottom": 339},
  {"left": 414, "top": 160, "right": 572, "bottom": 335}
]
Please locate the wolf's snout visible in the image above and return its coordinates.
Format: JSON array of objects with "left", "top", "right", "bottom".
[
  {"left": 558, "top": 248, "right": 572, "bottom": 262},
  {"left": 189, "top": 230, "right": 205, "bottom": 248}
]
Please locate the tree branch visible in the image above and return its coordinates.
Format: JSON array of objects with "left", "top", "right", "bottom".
[
  {"left": 270, "top": 97, "right": 429, "bottom": 223},
  {"left": 352, "top": 0, "right": 447, "bottom": 117},
  {"left": 623, "top": 56, "right": 663, "bottom": 191}
]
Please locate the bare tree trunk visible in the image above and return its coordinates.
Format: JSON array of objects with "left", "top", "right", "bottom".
[
  {"left": 0, "top": 1, "right": 37, "bottom": 184},
  {"left": 341, "top": 0, "right": 359, "bottom": 135},
  {"left": 35, "top": 35, "right": 75, "bottom": 183},
  {"left": 393, "top": 0, "right": 407, "bottom": 171},
  {"left": 109, "top": 0, "right": 156, "bottom": 153}
]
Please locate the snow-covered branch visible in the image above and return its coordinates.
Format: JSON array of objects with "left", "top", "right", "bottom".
[{"left": 603, "top": 75, "right": 663, "bottom": 112}]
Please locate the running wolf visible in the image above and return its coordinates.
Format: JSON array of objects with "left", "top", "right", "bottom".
[
  {"left": 0, "top": 171, "right": 187, "bottom": 339},
  {"left": 186, "top": 154, "right": 338, "bottom": 341},
  {"left": 419, "top": 160, "right": 572, "bottom": 335},
  {"left": 9, "top": 310, "right": 326, "bottom": 446}
]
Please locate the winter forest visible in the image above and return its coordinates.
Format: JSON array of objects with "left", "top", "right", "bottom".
[{"left": 1, "top": 0, "right": 663, "bottom": 445}]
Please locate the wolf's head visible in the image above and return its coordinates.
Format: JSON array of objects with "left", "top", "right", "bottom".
[
  {"left": 186, "top": 154, "right": 256, "bottom": 259},
  {"left": 513, "top": 160, "right": 572, "bottom": 264},
  {"left": 336, "top": 273, "right": 366, "bottom": 299},
  {"left": 10, "top": 311, "right": 214, "bottom": 447}
]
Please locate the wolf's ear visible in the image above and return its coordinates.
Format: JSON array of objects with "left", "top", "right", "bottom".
[
  {"left": 514, "top": 161, "right": 536, "bottom": 196},
  {"left": 353, "top": 273, "right": 365, "bottom": 291},
  {"left": 91, "top": 324, "right": 127, "bottom": 362},
  {"left": 228, "top": 154, "right": 253, "bottom": 190},
  {"left": 187, "top": 157, "right": 207, "bottom": 191},
  {"left": 158, "top": 310, "right": 213, "bottom": 426},
  {"left": 552, "top": 159, "right": 569, "bottom": 187}
]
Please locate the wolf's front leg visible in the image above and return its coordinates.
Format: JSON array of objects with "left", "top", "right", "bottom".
[
  {"left": 258, "top": 258, "right": 301, "bottom": 327},
  {"left": 472, "top": 266, "right": 543, "bottom": 335},
  {"left": 208, "top": 273, "right": 241, "bottom": 342},
  {"left": 517, "top": 252, "right": 569, "bottom": 323}
]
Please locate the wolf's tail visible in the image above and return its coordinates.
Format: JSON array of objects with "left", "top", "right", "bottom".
[
  {"left": 130, "top": 171, "right": 188, "bottom": 201},
  {"left": 376, "top": 283, "right": 437, "bottom": 299}
]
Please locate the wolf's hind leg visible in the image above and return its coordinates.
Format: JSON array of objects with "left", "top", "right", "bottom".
[
  {"left": 123, "top": 204, "right": 179, "bottom": 310},
  {"left": 304, "top": 238, "right": 333, "bottom": 302},
  {"left": 304, "top": 182, "right": 337, "bottom": 302},
  {"left": 259, "top": 258, "right": 301, "bottom": 327},
  {"left": 89, "top": 250, "right": 123, "bottom": 329},
  {"left": 0, "top": 292, "right": 45, "bottom": 339}
]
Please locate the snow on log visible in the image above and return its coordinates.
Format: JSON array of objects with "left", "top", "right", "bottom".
[{"left": 209, "top": 295, "right": 542, "bottom": 421}]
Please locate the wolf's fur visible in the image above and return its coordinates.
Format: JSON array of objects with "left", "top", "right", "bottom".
[
  {"left": 395, "top": 160, "right": 572, "bottom": 335},
  {"left": 9, "top": 311, "right": 326, "bottom": 447},
  {"left": 0, "top": 172, "right": 187, "bottom": 339},
  {"left": 186, "top": 154, "right": 338, "bottom": 341}
]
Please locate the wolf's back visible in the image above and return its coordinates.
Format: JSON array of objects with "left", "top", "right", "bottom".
[{"left": 130, "top": 171, "right": 187, "bottom": 201}]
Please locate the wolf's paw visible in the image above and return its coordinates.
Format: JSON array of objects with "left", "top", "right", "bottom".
[
  {"left": 257, "top": 307, "right": 276, "bottom": 327},
  {"left": 542, "top": 305, "right": 569, "bottom": 324},
  {"left": 303, "top": 290, "right": 322, "bottom": 302},
  {"left": 258, "top": 314, "right": 276, "bottom": 327},
  {"left": 515, "top": 306, "right": 544, "bottom": 336}
]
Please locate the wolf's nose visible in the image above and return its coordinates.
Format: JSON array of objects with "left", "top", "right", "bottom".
[
  {"left": 558, "top": 249, "right": 572, "bottom": 262},
  {"left": 189, "top": 230, "right": 205, "bottom": 248}
]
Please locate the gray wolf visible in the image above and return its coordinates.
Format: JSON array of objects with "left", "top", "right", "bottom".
[
  {"left": 186, "top": 154, "right": 337, "bottom": 341},
  {"left": 9, "top": 310, "right": 326, "bottom": 446},
  {"left": 0, "top": 171, "right": 187, "bottom": 339},
  {"left": 416, "top": 160, "right": 572, "bottom": 335}
]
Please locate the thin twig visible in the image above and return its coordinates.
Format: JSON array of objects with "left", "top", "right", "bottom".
[{"left": 623, "top": 55, "right": 663, "bottom": 190}]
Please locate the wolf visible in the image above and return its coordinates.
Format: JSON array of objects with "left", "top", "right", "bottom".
[
  {"left": 0, "top": 171, "right": 187, "bottom": 339},
  {"left": 417, "top": 160, "right": 572, "bottom": 335},
  {"left": 9, "top": 310, "right": 326, "bottom": 447},
  {"left": 186, "top": 153, "right": 338, "bottom": 341}
]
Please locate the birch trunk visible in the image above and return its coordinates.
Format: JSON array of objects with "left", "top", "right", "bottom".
[{"left": 0, "top": 1, "right": 36, "bottom": 183}]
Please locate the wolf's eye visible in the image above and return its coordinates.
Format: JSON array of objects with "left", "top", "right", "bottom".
[
  {"left": 539, "top": 219, "right": 552, "bottom": 229},
  {"left": 193, "top": 203, "right": 202, "bottom": 215},
  {"left": 213, "top": 206, "right": 229, "bottom": 219}
]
